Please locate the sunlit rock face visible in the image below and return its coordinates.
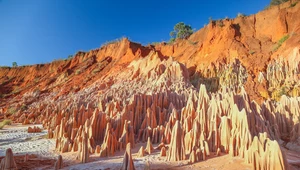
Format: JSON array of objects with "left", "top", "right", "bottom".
[
  {"left": 1, "top": 3, "right": 300, "bottom": 169},
  {"left": 5, "top": 51, "right": 296, "bottom": 170}
]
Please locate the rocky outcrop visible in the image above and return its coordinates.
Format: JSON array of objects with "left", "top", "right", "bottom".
[
  {"left": 137, "top": 146, "right": 145, "bottom": 157},
  {"left": 160, "top": 147, "right": 166, "bottom": 157},
  {"left": 189, "top": 150, "right": 197, "bottom": 164},
  {"left": 10, "top": 50, "right": 297, "bottom": 170},
  {"left": 245, "top": 133, "right": 289, "bottom": 170},
  {"left": 99, "top": 123, "right": 118, "bottom": 157},
  {"left": 166, "top": 120, "right": 186, "bottom": 161},
  {"left": 121, "top": 143, "right": 135, "bottom": 170},
  {"left": 27, "top": 126, "right": 42, "bottom": 133},
  {"left": 2, "top": 9, "right": 300, "bottom": 169},
  {"left": 54, "top": 155, "right": 63, "bottom": 170},
  {"left": 0, "top": 148, "right": 17, "bottom": 170},
  {"left": 22, "top": 52, "right": 299, "bottom": 170},
  {"left": 119, "top": 120, "right": 135, "bottom": 150},
  {"left": 77, "top": 133, "right": 89, "bottom": 163},
  {"left": 144, "top": 137, "right": 154, "bottom": 154}
]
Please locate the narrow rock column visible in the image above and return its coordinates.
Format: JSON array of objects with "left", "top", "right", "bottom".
[
  {"left": 166, "top": 120, "right": 186, "bottom": 161},
  {"left": 54, "top": 155, "right": 63, "bottom": 170},
  {"left": 0, "top": 148, "right": 17, "bottom": 170},
  {"left": 77, "top": 132, "right": 89, "bottom": 163},
  {"left": 121, "top": 143, "right": 135, "bottom": 170},
  {"left": 145, "top": 137, "right": 154, "bottom": 154}
]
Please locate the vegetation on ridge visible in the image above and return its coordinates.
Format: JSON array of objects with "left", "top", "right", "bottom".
[
  {"left": 169, "top": 22, "right": 193, "bottom": 43},
  {"left": 270, "top": 0, "right": 288, "bottom": 6},
  {"left": 0, "top": 119, "right": 12, "bottom": 129},
  {"left": 12, "top": 62, "right": 18, "bottom": 67}
]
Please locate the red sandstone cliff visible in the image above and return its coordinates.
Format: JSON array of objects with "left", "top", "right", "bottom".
[{"left": 0, "top": 1, "right": 300, "bottom": 170}]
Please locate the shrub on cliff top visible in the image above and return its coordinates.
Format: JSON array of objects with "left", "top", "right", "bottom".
[
  {"left": 270, "top": 0, "right": 288, "bottom": 6},
  {"left": 170, "top": 22, "right": 193, "bottom": 41},
  {"left": 12, "top": 62, "right": 18, "bottom": 67}
]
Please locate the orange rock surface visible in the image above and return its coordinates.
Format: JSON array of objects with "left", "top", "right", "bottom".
[{"left": 0, "top": 1, "right": 300, "bottom": 170}]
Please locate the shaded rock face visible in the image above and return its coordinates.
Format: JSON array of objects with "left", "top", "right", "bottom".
[{"left": 0, "top": 148, "right": 17, "bottom": 170}]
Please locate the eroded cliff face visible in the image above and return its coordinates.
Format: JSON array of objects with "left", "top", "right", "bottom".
[{"left": 0, "top": 1, "right": 300, "bottom": 170}]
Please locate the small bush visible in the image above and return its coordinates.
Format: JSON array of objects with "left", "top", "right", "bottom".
[
  {"left": 209, "top": 17, "right": 213, "bottom": 23},
  {"left": 188, "top": 40, "right": 198, "bottom": 45},
  {"left": 151, "top": 42, "right": 161, "bottom": 45},
  {"left": 12, "top": 87, "right": 20, "bottom": 94},
  {"left": 21, "top": 104, "right": 28, "bottom": 111},
  {"left": 75, "top": 69, "right": 81, "bottom": 75},
  {"left": 12, "top": 62, "right": 18, "bottom": 67},
  {"left": 276, "top": 86, "right": 289, "bottom": 100},
  {"left": 170, "top": 22, "right": 193, "bottom": 41},
  {"left": 249, "top": 50, "right": 255, "bottom": 55},
  {"left": 270, "top": 0, "right": 288, "bottom": 6},
  {"left": 218, "top": 20, "right": 225, "bottom": 27},
  {"left": 290, "top": 2, "right": 298, "bottom": 7},
  {"left": 273, "top": 35, "right": 290, "bottom": 52},
  {"left": 7, "top": 106, "right": 17, "bottom": 115},
  {"left": 34, "top": 78, "right": 39, "bottom": 83},
  {"left": 0, "top": 66, "right": 11, "bottom": 69},
  {"left": 168, "top": 38, "right": 176, "bottom": 44},
  {"left": 0, "top": 119, "right": 12, "bottom": 129},
  {"left": 76, "top": 51, "right": 86, "bottom": 57},
  {"left": 264, "top": 5, "right": 271, "bottom": 10},
  {"left": 278, "top": 35, "right": 290, "bottom": 44},
  {"left": 101, "top": 37, "right": 126, "bottom": 47},
  {"left": 237, "top": 13, "right": 246, "bottom": 17},
  {"left": 92, "top": 68, "right": 101, "bottom": 74},
  {"left": 52, "top": 58, "right": 65, "bottom": 62}
]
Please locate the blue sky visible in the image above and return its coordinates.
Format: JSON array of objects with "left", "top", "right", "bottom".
[{"left": 0, "top": 0, "right": 270, "bottom": 66}]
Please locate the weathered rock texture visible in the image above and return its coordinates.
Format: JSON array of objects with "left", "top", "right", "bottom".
[
  {"left": 167, "top": 121, "right": 186, "bottom": 161},
  {"left": 121, "top": 143, "right": 135, "bottom": 170},
  {"left": 0, "top": 1, "right": 300, "bottom": 170},
  {"left": 27, "top": 126, "right": 42, "bottom": 133},
  {"left": 0, "top": 148, "right": 17, "bottom": 170},
  {"left": 54, "top": 155, "right": 63, "bottom": 170}
]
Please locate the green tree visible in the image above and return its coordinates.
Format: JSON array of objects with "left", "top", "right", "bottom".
[
  {"left": 170, "top": 22, "right": 193, "bottom": 41},
  {"left": 12, "top": 62, "right": 18, "bottom": 67},
  {"left": 270, "top": 0, "right": 288, "bottom": 6}
]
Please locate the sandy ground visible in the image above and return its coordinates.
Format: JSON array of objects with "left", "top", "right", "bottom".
[
  {"left": 63, "top": 153, "right": 252, "bottom": 170},
  {"left": 0, "top": 124, "right": 56, "bottom": 158},
  {"left": 0, "top": 124, "right": 252, "bottom": 170},
  {"left": 283, "top": 148, "right": 300, "bottom": 170},
  {"left": 1, "top": 124, "right": 298, "bottom": 170},
  {"left": 61, "top": 142, "right": 252, "bottom": 170}
]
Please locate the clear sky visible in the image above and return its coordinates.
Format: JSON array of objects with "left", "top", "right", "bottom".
[{"left": 0, "top": 0, "right": 270, "bottom": 66}]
